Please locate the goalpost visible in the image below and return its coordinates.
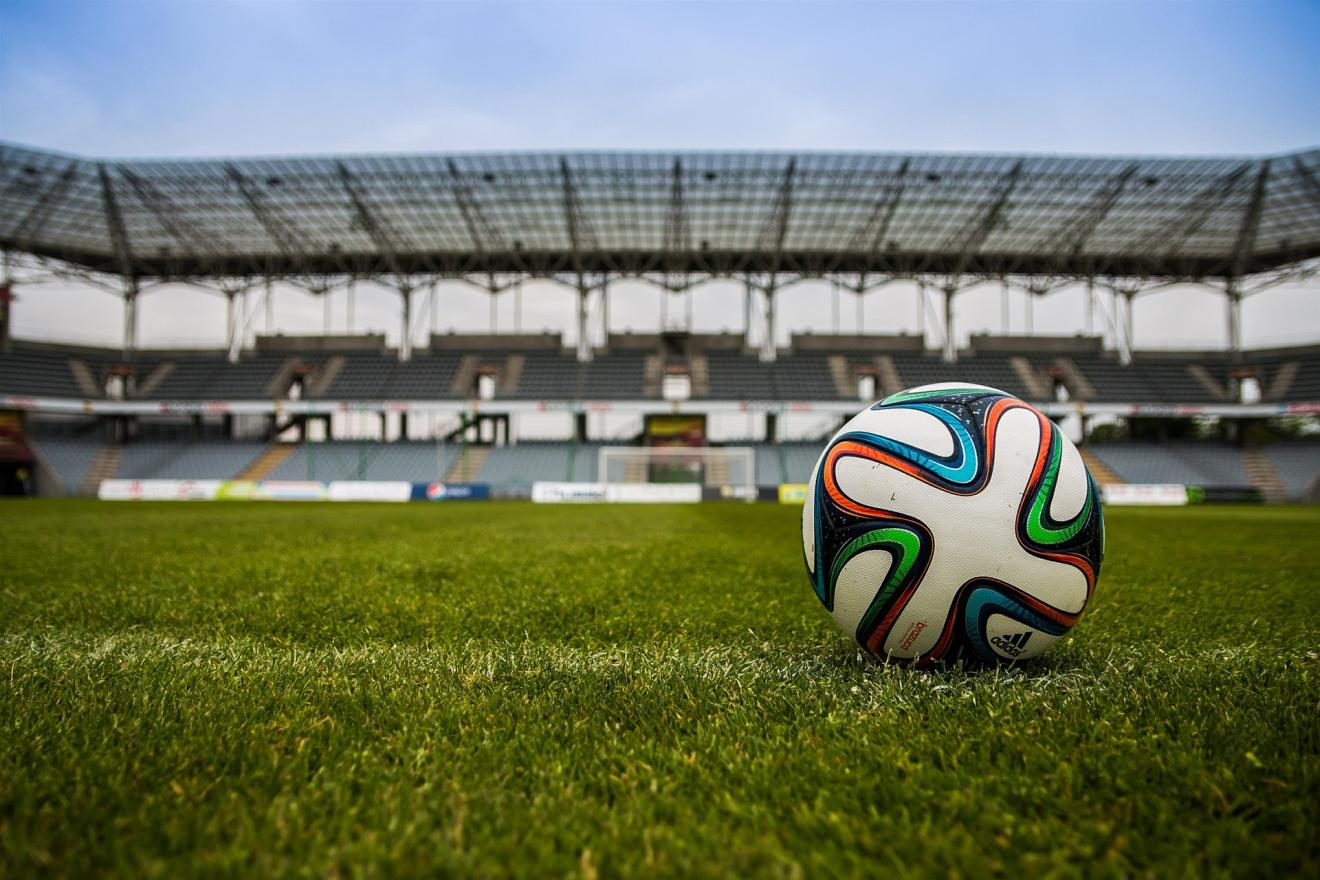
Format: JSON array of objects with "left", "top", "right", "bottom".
[{"left": 597, "top": 446, "right": 758, "bottom": 495}]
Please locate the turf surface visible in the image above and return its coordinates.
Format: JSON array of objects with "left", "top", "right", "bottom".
[{"left": 1, "top": 501, "right": 1317, "bottom": 878}]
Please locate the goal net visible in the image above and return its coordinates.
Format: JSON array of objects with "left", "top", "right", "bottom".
[{"left": 598, "top": 446, "right": 757, "bottom": 493}]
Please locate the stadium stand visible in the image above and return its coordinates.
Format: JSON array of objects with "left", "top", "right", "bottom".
[
  {"left": 3, "top": 337, "right": 1319, "bottom": 406},
  {"left": 582, "top": 351, "right": 647, "bottom": 399},
  {"left": 4, "top": 335, "right": 1318, "bottom": 500},
  {"left": 1066, "top": 354, "right": 1230, "bottom": 404},
  {"left": 510, "top": 349, "right": 582, "bottom": 400},
  {"left": 701, "top": 350, "right": 775, "bottom": 400},
  {"left": 476, "top": 441, "right": 601, "bottom": 485},
  {"left": 770, "top": 353, "right": 841, "bottom": 401},
  {"left": 1087, "top": 442, "right": 1253, "bottom": 488},
  {"left": 0, "top": 345, "right": 84, "bottom": 397},
  {"left": 315, "top": 352, "right": 398, "bottom": 400},
  {"left": 1253, "top": 348, "right": 1320, "bottom": 402},
  {"left": 1260, "top": 442, "right": 1320, "bottom": 501},
  {"left": 266, "top": 442, "right": 462, "bottom": 482},
  {"left": 117, "top": 441, "right": 268, "bottom": 480},
  {"left": 387, "top": 353, "right": 465, "bottom": 399},
  {"left": 749, "top": 442, "right": 823, "bottom": 485},
  {"left": 28, "top": 434, "right": 102, "bottom": 494}
]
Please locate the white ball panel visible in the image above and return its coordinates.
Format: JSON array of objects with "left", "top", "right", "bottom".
[
  {"left": 899, "top": 382, "right": 1006, "bottom": 396},
  {"left": 833, "top": 455, "right": 927, "bottom": 513},
  {"left": 838, "top": 406, "right": 956, "bottom": 458},
  {"left": 830, "top": 548, "right": 895, "bottom": 639},
  {"left": 802, "top": 450, "right": 823, "bottom": 575},
  {"left": 1049, "top": 432, "right": 1089, "bottom": 522}
]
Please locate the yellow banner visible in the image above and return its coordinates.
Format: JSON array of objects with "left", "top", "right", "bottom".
[{"left": 778, "top": 483, "right": 808, "bottom": 504}]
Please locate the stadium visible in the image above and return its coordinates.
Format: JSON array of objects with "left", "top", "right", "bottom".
[
  {"left": 3, "top": 143, "right": 1319, "bottom": 501},
  {"left": 2, "top": 3, "right": 1318, "bottom": 877}
]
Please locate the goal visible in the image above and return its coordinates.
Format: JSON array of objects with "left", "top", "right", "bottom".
[{"left": 597, "top": 446, "right": 757, "bottom": 493}]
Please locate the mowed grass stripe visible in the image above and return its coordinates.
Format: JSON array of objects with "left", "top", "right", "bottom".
[{"left": 0, "top": 501, "right": 1317, "bottom": 878}]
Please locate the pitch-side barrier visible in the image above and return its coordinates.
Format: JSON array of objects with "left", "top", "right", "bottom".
[
  {"left": 98, "top": 479, "right": 1254, "bottom": 505},
  {"left": 97, "top": 479, "right": 755, "bottom": 503},
  {"left": 99, "top": 479, "right": 490, "bottom": 502}
]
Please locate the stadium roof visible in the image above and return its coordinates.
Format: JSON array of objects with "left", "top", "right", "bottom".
[{"left": 2, "top": 142, "right": 1318, "bottom": 283}]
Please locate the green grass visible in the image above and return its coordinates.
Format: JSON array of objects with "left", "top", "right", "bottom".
[{"left": 1, "top": 501, "right": 1317, "bottom": 878}]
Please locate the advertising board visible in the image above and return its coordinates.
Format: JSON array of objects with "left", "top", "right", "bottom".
[
  {"left": 327, "top": 481, "right": 412, "bottom": 502},
  {"left": 1100, "top": 484, "right": 1188, "bottom": 506},
  {"left": 98, "top": 479, "right": 222, "bottom": 501}
]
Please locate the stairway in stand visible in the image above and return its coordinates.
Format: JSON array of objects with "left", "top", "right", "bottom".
[
  {"left": 446, "top": 446, "right": 490, "bottom": 482},
  {"left": 81, "top": 444, "right": 122, "bottom": 496},
  {"left": 1078, "top": 448, "right": 1123, "bottom": 486},
  {"left": 237, "top": 443, "right": 295, "bottom": 481},
  {"left": 624, "top": 457, "right": 648, "bottom": 483},
  {"left": 1241, "top": 448, "right": 1288, "bottom": 503},
  {"left": 705, "top": 456, "right": 731, "bottom": 488}
]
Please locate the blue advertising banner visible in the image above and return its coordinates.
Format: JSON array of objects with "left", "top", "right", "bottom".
[{"left": 411, "top": 482, "right": 491, "bottom": 501}]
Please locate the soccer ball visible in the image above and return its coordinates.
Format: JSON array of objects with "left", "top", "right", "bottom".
[{"left": 802, "top": 383, "right": 1103, "bottom": 664}]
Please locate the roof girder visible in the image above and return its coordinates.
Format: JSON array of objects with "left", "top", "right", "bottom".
[{"left": 0, "top": 145, "right": 1316, "bottom": 283}]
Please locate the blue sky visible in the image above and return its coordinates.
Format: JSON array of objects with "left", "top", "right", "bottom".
[
  {"left": 0, "top": 0, "right": 1317, "bottom": 360},
  {"left": 2, "top": 0, "right": 1316, "bottom": 156}
]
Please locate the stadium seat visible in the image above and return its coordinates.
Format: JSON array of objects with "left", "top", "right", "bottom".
[
  {"left": 1261, "top": 442, "right": 1320, "bottom": 501},
  {"left": 266, "top": 441, "right": 463, "bottom": 481},
  {"left": 1088, "top": 442, "right": 1251, "bottom": 487}
]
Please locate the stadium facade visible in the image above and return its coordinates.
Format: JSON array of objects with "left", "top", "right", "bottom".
[{"left": 1, "top": 142, "right": 1318, "bottom": 500}]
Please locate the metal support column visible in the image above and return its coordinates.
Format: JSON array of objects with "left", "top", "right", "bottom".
[
  {"left": 514, "top": 279, "right": 522, "bottom": 334},
  {"left": 1001, "top": 280, "right": 1011, "bottom": 333},
  {"left": 856, "top": 285, "right": 865, "bottom": 334},
  {"left": 489, "top": 287, "right": 498, "bottom": 333},
  {"left": 122, "top": 280, "right": 139, "bottom": 358},
  {"left": 1226, "top": 279, "right": 1242, "bottom": 358},
  {"left": 1085, "top": 277, "right": 1095, "bottom": 336},
  {"left": 0, "top": 250, "right": 11, "bottom": 352},
  {"left": 743, "top": 279, "right": 754, "bottom": 349},
  {"left": 831, "top": 281, "right": 840, "bottom": 334},
  {"left": 1119, "top": 291, "right": 1134, "bottom": 365},
  {"left": 346, "top": 279, "right": 356, "bottom": 333},
  {"left": 760, "top": 282, "right": 777, "bottom": 362},
  {"left": 266, "top": 278, "right": 274, "bottom": 333},
  {"left": 430, "top": 281, "right": 438, "bottom": 335},
  {"left": 399, "top": 286, "right": 413, "bottom": 362},
  {"left": 322, "top": 288, "right": 332, "bottom": 334},
  {"left": 943, "top": 286, "right": 957, "bottom": 363},
  {"left": 601, "top": 277, "right": 610, "bottom": 342},
  {"left": 576, "top": 284, "right": 591, "bottom": 362},
  {"left": 1024, "top": 289, "right": 1035, "bottom": 336},
  {"left": 916, "top": 280, "right": 926, "bottom": 339},
  {"left": 225, "top": 290, "right": 239, "bottom": 364}
]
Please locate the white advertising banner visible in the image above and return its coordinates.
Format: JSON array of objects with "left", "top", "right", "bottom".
[
  {"left": 252, "top": 481, "right": 328, "bottom": 501},
  {"left": 532, "top": 481, "right": 703, "bottom": 503},
  {"left": 327, "top": 481, "right": 412, "bottom": 502},
  {"left": 532, "top": 482, "right": 608, "bottom": 503},
  {"left": 605, "top": 483, "right": 702, "bottom": 504},
  {"left": 98, "top": 479, "right": 223, "bottom": 501},
  {"left": 1101, "top": 484, "right": 1188, "bottom": 506}
]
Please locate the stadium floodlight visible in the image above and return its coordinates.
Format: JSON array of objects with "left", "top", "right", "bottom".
[{"left": 598, "top": 446, "right": 757, "bottom": 497}]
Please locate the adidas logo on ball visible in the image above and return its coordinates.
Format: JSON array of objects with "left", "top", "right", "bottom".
[{"left": 990, "top": 631, "right": 1033, "bottom": 657}]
